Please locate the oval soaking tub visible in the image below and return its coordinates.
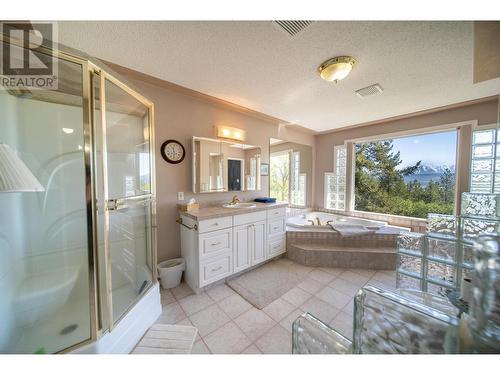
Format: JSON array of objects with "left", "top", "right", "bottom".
[{"left": 286, "top": 212, "right": 386, "bottom": 230}]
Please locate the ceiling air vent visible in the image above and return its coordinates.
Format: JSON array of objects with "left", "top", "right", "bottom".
[
  {"left": 355, "top": 84, "right": 384, "bottom": 98},
  {"left": 274, "top": 21, "right": 313, "bottom": 37}
]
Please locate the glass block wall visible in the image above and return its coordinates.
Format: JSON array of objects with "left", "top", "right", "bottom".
[
  {"left": 324, "top": 146, "right": 346, "bottom": 210},
  {"left": 471, "top": 129, "right": 500, "bottom": 193},
  {"left": 397, "top": 192, "right": 500, "bottom": 296}
]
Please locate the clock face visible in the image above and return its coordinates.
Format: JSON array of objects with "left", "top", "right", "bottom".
[{"left": 161, "top": 140, "right": 185, "bottom": 164}]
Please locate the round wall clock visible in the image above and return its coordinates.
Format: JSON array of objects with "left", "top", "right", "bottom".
[{"left": 160, "top": 140, "right": 185, "bottom": 164}]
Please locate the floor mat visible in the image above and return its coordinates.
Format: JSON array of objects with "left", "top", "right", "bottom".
[
  {"left": 132, "top": 324, "right": 198, "bottom": 354},
  {"left": 227, "top": 258, "right": 311, "bottom": 309}
]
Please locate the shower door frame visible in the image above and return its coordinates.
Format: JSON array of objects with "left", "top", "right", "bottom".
[
  {"left": 0, "top": 33, "right": 158, "bottom": 353},
  {"left": 90, "top": 64, "right": 157, "bottom": 334}
]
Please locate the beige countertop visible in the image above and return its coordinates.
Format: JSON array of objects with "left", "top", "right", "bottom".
[{"left": 179, "top": 201, "right": 288, "bottom": 220}]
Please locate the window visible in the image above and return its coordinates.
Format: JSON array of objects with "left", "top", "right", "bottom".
[
  {"left": 291, "top": 173, "right": 306, "bottom": 206},
  {"left": 270, "top": 151, "right": 290, "bottom": 202},
  {"left": 270, "top": 150, "right": 306, "bottom": 206},
  {"left": 247, "top": 156, "right": 258, "bottom": 190},
  {"left": 138, "top": 151, "right": 150, "bottom": 192},
  {"left": 325, "top": 145, "right": 346, "bottom": 210},
  {"left": 354, "top": 131, "right": 457, "bottom": 219},
  {"left": 470, "top": 128, "right": 500, "bottom": 193}
]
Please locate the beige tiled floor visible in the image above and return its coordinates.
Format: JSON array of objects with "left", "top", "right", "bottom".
[{"left": 157, "top": 259, "right": 396, "bottom": 354}]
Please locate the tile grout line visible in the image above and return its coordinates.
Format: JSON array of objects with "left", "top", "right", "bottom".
[
  {"left": 170, "top": 288, "right": 217, "bottom": 354},
  {"left": 160, "top": 266, "right": 397, "bottom": 354}
]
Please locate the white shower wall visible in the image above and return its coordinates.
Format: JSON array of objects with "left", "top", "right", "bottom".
[{"left": 0, "top": 91, "right": 148, "bottom": 352}]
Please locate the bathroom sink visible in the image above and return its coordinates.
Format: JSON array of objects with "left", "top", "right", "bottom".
[{"left": 222, "top": 202, "right": 257, "bottom": 209}]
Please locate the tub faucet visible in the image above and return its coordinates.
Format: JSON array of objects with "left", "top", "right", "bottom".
[
  {"left": 315, "top": 217, "right": 322, "bottom": 226},
  {"left": 307, "top": 219, "right": 315, "bottom": 226},
  {"left": 230, "top": 195, "right": 240, "bottom": 205}
]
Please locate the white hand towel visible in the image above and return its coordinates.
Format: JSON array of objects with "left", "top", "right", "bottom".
[{"left": 329, "top": 224, "right": 377, "bottom": 237}]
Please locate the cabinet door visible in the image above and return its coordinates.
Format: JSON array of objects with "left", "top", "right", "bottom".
[
  {"left": 252, "top": 220, "right": 267, "bottom": 265},
  {"left": 233, "top": 224, "right": 251, "bottom": 273}
]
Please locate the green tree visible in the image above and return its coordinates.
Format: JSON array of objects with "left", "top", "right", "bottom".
[
  {"left": 354, "top": 140, "right": 454, "bottom": 219},
  {"left": 270, "top": 154, "right": 289, "bottom": 202},
  {"left": 438, "top": 167, "right": 455, "bottom": 204}
]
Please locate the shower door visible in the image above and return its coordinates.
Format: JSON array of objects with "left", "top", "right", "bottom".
[
  {"left": 0, "top": 41, "right": 94, "bottom": 353},
  {"left": 92, "top": 69, "right": 156, "bottom": 331}
]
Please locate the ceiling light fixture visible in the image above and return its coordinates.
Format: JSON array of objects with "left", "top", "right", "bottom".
[
  {"left": 318, "top": 56, "right": 357, "bottom": 83},
  {"left": 62, "top": 128, "right": 74, "bottom": 134}
]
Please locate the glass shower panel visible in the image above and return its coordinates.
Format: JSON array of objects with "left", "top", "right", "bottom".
[
  {"left": 0, "top": 55, "right": 91, "bottom": 353},
  {"left": 103, "top": 78, "right": 153, "bottom": 323}
]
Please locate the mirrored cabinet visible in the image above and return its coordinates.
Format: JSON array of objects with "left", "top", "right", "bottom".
[{"left": 192, "top": 136, "right": 261, "bottom": 193}]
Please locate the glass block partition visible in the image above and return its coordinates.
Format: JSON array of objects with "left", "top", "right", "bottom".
[{"left": 397, "top": 192, "right": 500, "bottom": 296}]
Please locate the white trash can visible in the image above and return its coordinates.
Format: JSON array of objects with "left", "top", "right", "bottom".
[{"left": 158, "top": 258, "right": 185, "bottom": 289}]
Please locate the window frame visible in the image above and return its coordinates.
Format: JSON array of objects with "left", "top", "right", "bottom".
[{"left": 323, "top": 120, "right": 477, "bottom": 222}]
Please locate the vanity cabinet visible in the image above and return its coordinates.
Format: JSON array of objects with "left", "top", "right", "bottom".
[
  {"left": 179, "top": 205, "right": 286, "bottom": 292},
  {"left": 233, "top": 220, "right": 266, "bottom": 273}
]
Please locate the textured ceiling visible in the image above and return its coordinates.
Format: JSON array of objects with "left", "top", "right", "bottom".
[{"left": 58, "top": 21, "right": 500, "bottom": 132}]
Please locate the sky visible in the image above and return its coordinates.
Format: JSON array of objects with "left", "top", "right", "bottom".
[{"left": 391, "top": 130, "right": 457, "bottom": 167}]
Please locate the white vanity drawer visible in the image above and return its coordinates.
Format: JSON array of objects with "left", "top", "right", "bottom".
[
  {"left": 268, "top": 217, "right": 286, "bottom": 236},
  {"left": 200, "top": 254, "right": 232, "bottom": 286},
  {"left": 233, "top": 210, "right": 266, "bottom": 226},
  {"left": 199, "top": 228, "right": 232, "bottom": 259},
  {"left": 267, "top": 207, "right": 286, "bottom": 219},
  {"left": 268, "top": 236, "right": 286, "bottom": 257},
  {"left": 198, "top": 216, "right": 233, "bottom": 233}
]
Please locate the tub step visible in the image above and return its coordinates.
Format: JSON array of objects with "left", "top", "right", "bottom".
[{"left": 286, "top": 244, "right": 397, "bottom": 270}]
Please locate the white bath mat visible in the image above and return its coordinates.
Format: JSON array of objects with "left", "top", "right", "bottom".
[
  {"left": 132, "top": 324, "right": 198, "bottom": 354},
  {"left": 227, "top": 258, "right": 311, "bottom": 309}
]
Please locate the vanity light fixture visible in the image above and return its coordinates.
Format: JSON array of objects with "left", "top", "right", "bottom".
[
  {"left": 318, "top": 56, "right": 357, "bottom": 83},
  {"left": 217, "top": 126, "right": 246, "bottom": 142}
]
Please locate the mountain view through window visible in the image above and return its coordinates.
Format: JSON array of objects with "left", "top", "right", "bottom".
[{"left": 354, "top": 130, "right": 457, "bottom": 218}]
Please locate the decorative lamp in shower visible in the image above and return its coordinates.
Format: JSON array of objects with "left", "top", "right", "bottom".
[{"left": 0, "top": 143, "right": 44, "bottom": 192}]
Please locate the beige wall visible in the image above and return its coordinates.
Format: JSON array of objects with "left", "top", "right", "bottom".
[
  {"left": 314, "top": 98, "right": 499, "bottom": 208},
  {"left": 108, "top": 64, "right": 315, "bottom": 262},
  {"left": 474, "top": 21, "right": 500, "bottom": 83}
]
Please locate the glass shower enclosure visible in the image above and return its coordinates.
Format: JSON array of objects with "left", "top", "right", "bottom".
[{"left": 0, "top": 32, "right": 157, "bottom": 353}]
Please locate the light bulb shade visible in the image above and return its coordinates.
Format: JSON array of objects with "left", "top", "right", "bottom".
[
  {"left": 318, "top": 56, "right": 357, "bottom": 83},
  {"left": 0, "top": 143, "right": 44, "bottom": 193},
  {"left": 217, "top": 126, "right": 246, "bottom": 142}
]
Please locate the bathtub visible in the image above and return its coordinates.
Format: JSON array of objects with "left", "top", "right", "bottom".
[{"left": 287, "top": 212, "right": 386, "bottom": 230}]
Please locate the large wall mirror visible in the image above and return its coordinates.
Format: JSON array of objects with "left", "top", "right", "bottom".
[
  {"left": 269, "top": 138, "right": 312, "bottom": 207},
  {"left": 192, "top": 136, "right": 262, "bottom": 193}
]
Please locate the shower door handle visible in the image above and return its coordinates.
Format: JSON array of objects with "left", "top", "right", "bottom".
[
  {"left": 106, "top": 194, "right": 153, "bottom": 211},
  {"left": 106, "top": 199, "right": 119, "bottom": 211}
]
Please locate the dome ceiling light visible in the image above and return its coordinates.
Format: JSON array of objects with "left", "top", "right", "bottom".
[{"left": 318, "top": 56, "right": 357, "bottom": 83}]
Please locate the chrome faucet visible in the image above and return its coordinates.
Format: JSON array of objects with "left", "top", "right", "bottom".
[
  {"left": 230, "top": 195, "right": 240, "bottom": 205},
  {"left": 315, "top": 217, "right": 322, "bottom": 226},
  {"left": 307, "top": 219, "right": 315, "bottom": 225}
]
